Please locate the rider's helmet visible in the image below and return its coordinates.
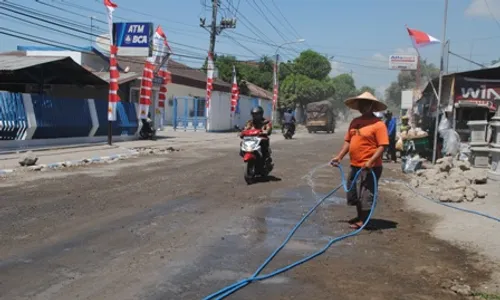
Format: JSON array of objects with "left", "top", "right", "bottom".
[
  {"left": 251, "top": 106, "right": 264, "bottom": 121},
  {"left": 287, "top": 108, "right": 293, "bottom": 113}
]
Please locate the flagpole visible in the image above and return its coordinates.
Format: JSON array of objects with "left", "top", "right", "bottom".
[{"left": 432, "top": 0, "right": 449, "bottom": 164}]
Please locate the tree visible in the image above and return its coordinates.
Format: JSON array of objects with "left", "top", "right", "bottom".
[
  {"left": 203, "top": 55, "right": 274, "bottom": 95},
  {"left": 329, "top": 74, "right": 357, "bottom": 118},
  {"left": 293, "top": 50, "right": 331, "bottom": 80},
  {"left": 279, "top": 74, "right": 335, "bottom": 108},
  {"left": 384, "top": 60, "right": 439, "bottom": 109},
  {"left": 358, "top": 85, "right": 376, "bottom": 95}
]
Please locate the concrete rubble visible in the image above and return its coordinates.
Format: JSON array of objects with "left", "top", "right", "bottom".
[
  {"left": 410, "top": 157, "right": 488, "bottom": 203},
  {"left": 5, "top": 146, "right": 181, "bottom": 175},
  {"left": 18, "top": 151, "right": 38, "bottom": 167},
  {"left": 132, "top": 146, "right": 180, "bottom": 155}
]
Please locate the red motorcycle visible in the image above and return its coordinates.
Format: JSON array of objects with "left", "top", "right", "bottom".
[{"left": 239, "top": 128, "right": 273, "bottom": 184}]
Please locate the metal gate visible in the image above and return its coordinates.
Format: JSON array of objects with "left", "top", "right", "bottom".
[{"left": 172, "top": 96, "right": 207, "bottom": 131}]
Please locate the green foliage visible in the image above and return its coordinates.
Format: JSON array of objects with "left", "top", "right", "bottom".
[
  {"left": 199, "top": 50, "right": 377, "bottom": 112},
  {"left": 293, "top": 50, "right": 331, "bottom": 80},
  {"left": 329, "top": 73, "right": 358, "bottom": 116},
  {"left": 279, "top": 74, "right": 335, "bottom": 108},
  {"left": 358, "top": 85, "right": 376, "bottom": 95}
]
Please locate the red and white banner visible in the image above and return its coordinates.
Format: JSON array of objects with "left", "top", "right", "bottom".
[
  {"left": 138, "top": 61, "right": 155, "bottom": 119},
  {"left": 138, "top": 26, "right": 171, "bottom": 119},
  {"left": 230, "top": 65, "right": 239, "bottom": 114},
  {"left": 104, "top": 0, "right": 120, "bottom": 121},
  {"left": 205, "top": 52, "right": 214, "bottom": 118}
]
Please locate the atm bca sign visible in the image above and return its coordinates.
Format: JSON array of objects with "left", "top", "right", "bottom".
[
  {"left": 389, "top": 54, "right": 418, "bottom": 71},
  {"left": 113, "top": 22, "right": 153, "bottom": 56}
]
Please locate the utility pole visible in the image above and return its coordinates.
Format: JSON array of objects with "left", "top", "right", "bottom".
[{"left": 200, "top": 0, "right": 237, "bottom": 58}]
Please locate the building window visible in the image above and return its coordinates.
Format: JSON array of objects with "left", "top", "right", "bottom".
[{"left": 194, "top": 97, "right": 206, "bottom": 117}]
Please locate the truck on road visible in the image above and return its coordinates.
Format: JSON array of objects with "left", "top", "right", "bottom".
[{"left": 305, "top": 100, "right": 335, "bottom": 134}]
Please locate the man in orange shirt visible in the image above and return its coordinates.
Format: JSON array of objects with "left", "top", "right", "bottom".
[{"left": 331, "top": 92, "right": 389, "bottom": 229}]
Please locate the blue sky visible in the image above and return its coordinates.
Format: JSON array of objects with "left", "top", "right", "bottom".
[{"left": 2, "top": 0, "right": 500, "bottom": 97}]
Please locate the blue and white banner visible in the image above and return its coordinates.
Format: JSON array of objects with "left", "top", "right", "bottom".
[{"left": 113, "top": 22, "right": 153, "bottom": 57}]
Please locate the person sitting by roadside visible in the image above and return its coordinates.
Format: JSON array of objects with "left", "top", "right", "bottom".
[
  {"left": 400, "top": 115, "right": 411, "bottom": 132},
  {"left": 330, "top": 92, "right": 388, "bottom": 229}
]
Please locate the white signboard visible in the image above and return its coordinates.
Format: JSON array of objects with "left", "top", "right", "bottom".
[
  {"left": 389, "top": 54, "right": 418, "bottom": 70},
  {"left": 401, "top": 90, "right": 413, "bottom": 109}
]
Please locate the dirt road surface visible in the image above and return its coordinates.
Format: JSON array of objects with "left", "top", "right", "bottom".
[{"left": 0, "top": 131, "right": 492, "bottom": 300}]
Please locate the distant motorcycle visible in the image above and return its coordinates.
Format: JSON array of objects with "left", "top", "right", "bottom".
[
  {"left": 139, "top": 118, "right": 156, "bottom": 140},
  {"left": 239, "top": 128, "right": 273, "bottom": 184},
  {"left": 283, "top": 123, "right": 294, "bottom": 139}
]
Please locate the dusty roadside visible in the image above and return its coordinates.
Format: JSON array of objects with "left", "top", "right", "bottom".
[{"left": 381, "top": 162, "right": 500, "bottom": 298}]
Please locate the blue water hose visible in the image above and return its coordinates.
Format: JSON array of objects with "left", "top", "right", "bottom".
[
  {"left": 382, "top": 178, "right": 500, "bottom": 223},
  {"left": 203, "top": 165, "right": 377, "bottom": 300}
]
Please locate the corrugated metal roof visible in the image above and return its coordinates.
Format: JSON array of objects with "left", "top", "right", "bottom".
[
  {"left": 244, "top": 81, "right": 273, "bottom": 100},
  {"left": 0, "top": 55, "right": 68, "bottom": 71},
  {"left": 93, "top": 71, "right": 140, "bottom": 84}
]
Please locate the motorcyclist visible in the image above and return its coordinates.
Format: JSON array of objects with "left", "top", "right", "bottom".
[
  {"left": 242, "top": 106, "right": 273, "bottom": 164},
  {"left": 282, "top": 108, "right": 296, "bottom": 134}
]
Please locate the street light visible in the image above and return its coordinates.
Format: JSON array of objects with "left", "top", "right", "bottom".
[
  {"left": 275, "top": 38, "right": 306, "bottom": 55},
  {"left": 272, "top": 39, "right": 305, "bottom": 127}
]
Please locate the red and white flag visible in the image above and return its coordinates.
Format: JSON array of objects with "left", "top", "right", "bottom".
[
  {"left": 230, "top": 65, "right": 239, "bottom": 113},
  {"left": 104, "top": 0, "right": 117, "bottom": 44},
  {"left": 407, "top": 27, "right": 440, "bottom": 48},
  {"left": 103, "top": 0, "right": 120, "bottom": 121},
  {"left": 205, "top": 52, "right": 214, "bottom": 118}
]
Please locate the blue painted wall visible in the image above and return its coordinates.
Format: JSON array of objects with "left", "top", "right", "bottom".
[
  {"left": 94, "top": 99, "right": 138, "bottom": 136},
  {"left": 31, "top": 94, "right": 92, "bottom": 139},
  {"left": 0, "top": 92, "right": 139, "bottom": 140},
  {"left": 0, "top": 92, "right": 27, "bottom": 140}
]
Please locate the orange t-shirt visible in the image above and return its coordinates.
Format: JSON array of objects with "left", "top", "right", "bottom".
[{"left": 344, "top": 116, "right": 389, "bottom": 167}]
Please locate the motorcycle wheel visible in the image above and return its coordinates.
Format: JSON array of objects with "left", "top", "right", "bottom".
[
  {"left": 139, "top": 130, "right": 148, "bottom": 139},
  {"left": 244, "top": 161, "right": 255, "bottom": 184}
]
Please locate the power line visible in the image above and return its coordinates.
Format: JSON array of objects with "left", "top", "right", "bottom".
[
  {"left": 0, "top": 1, "right": 404, "bottom": 73},
  {"left": 270, "top": 0, "right": 301, "bottom": 40},
  {"left": 248, "top": 0, "right": 290, "bottom": 44},
  {"left": 0, "top": 1, "right": 261, "bottom": 60},
  {"left": 483, "top": 0, "right": 500, "bottom": 31},
  {"left": 257, "top": 0, "right": 298, "bottom": 41},
  {"left": 221, "top": 0, "right": 295, "bottom": 59}
]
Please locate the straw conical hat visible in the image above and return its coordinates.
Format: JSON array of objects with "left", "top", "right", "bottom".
[{"left": 344, "top": 92, "right": 387, "bottom": 112}]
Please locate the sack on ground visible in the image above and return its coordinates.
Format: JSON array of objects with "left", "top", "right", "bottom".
[
  {"left": 396, "top": 137, "right": 403, "bottom": 151},
  {"left": 401, "top": 154, "right": 422, "bottom": 174}
]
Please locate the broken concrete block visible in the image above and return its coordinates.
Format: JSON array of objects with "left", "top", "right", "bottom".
[
  {"left": 476, "top": 190, "right": 488, "bottom": 199},
  {"left": 449, "top": 283, "right": 472, "bottom": 296},
  {"left": 455, "top": 160, "right": 471, "bottom": 171},
  {"left": 463, "top": 169, "right": 488, "bottom": 185},
  {"left": 439, "top": 190, "right": 464, "bottom": 203},
  {"left": 464, "top": 187, "right": 478, "bottom": 202},
  {"left": 27, "top": 165, "right": 44, "bottom": 171},
  {"left": 436, "top": 156, "right": 454, "bottom": 165},
  {"left": 438, "top": 161, "right": 453, "bottom": 173},
  {"left": 18, "top": 151, "right": 38, "bottom": 167}
]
